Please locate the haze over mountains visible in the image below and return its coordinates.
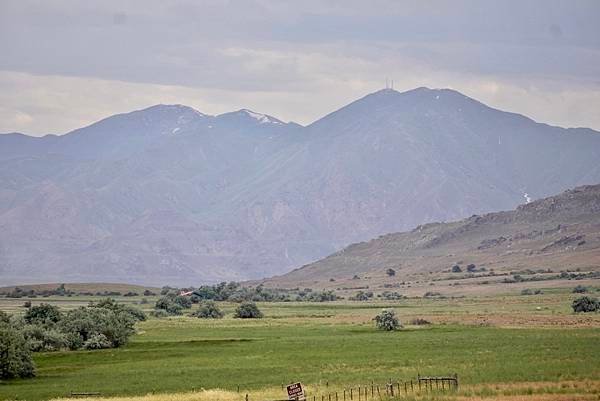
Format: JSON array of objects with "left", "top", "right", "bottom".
[{"left": 1, "top": 87, "right": 600, "bottom": 286}]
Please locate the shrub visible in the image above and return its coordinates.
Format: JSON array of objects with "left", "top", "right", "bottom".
[
  {"left": 572, "top": 296, "right": 599, "bottom": 313},
  {"left": 380, "top": 291, "right": 403, "bottom": 300},
  {"left": 521, "top": 288, "right": 533, "bottom": 295},
  {"left": 192, "top": 301, "right": 224, "bottom": 319},
  {"left": 24, "top": 303, "right": 62, "bottom": 325},
  {"left": 59, "top": 307, "right": 136, "bottom": 349},
  {"left": 91, "top": 298, "right": 147, "bottom": 321},
  {"left": 467, "top": 264, "right": 477, "bottom": 272},
  {"left": 143, "top": 290, "right": 156, "bottom": 296},
  {"left": 410, "top": 318, "right": 431, "bottom": 325},
  {"left": 350, "top": 291, "right": 373, "bottom": 301},
  {"left": 155, "top": 296, "right": 184, "bottom": 316},
  {"left": 0, "top": 310, "right": 10, "bottom": 324},
  {"left": 83, "top": 333, "right": 112, "bottom": 350},
  {"left": 173, "top": 295, "right": 192, "bottom": 309},
  {"left": 374, "top": 309, "right": 401, "bottom": 331},
  {"left": 451, "top": 265, "right": 462, "bottom": 273},
  {"left": 150, "top": 309, "right": 170, "bottom": 318},
  {"left": 0, "top": 323, "right": 36, "bottom": 379},
  {"left": 386, "top": 268, "right": 396, "bottom": 277},
  {"left": 22, "top": 325, "right": 68, "bottom": 352},
  {"left": 234, "top": 302, "right": 263, "bottom": 319},
  {"left": 573, "top": 285, "right": 588, "bottom": 293}
]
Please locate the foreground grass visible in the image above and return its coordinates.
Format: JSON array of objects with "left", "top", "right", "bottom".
[
  {"left": 45, "top": 380, "right": 600, "bottom": 401},
  {"left": 0, "top": 301, "right": 599, "bottom": 401}
]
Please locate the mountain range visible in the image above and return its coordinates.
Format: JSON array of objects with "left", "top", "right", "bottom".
[{"left": 1, "top": 87, "right": 600, "bottom": 286}]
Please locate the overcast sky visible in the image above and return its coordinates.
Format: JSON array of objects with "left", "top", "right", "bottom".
[{"left": 1, "top": 0, "right": 600, "bottom": 135}]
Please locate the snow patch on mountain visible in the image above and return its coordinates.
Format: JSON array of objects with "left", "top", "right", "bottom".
[{"left": 241, "top": 109, "right": 283, "bottom": 125}]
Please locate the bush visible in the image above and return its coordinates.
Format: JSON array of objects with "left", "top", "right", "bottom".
[
  {"left": 234, "top": 302, "right": 263, "bottom": 319},
  {"left": 150, "top": 309, "right": 170, "bottom": 318},
  {"left": 59, "top": 307, "right": 136, "bottom": 349},
  {"left": 173, "top": 296, "right": 192, "bottom": 309},
  {"left": 192, "top": 301, "right": 224, "bottom": 319},
  {"left": 155, "top": 296, "right": 184, "bottom": 315},
  {"left": 350, "top": 291, "right": 373, "bottom": 301},
  {"left": 374, "top": 309, "right": 401, "bottom": 331},
  {"left": 521, "top": 288, "right": 533, "bottom": 295},
  {"left": 386, "top": 268, "right": 396, "bottom": 277},
  {"left": 0, "top": 310, "right": 10, "bottom": 324},
  {"left": 409, "top": 318, "right": 431, "bottom": 325},
  {"left": 573, "top": 285, "right": 588, "bottom": 293},
  {"left": 467, "top": 264, "right": 477, "bottom": 272},
  {"left": 22, "top": 325, "right": 68, "bottom": 352},
  {"left": 24, "top": 303, "right": 62, "bottom": 325},
  {"left": 451, "top": 265, "right": 462, "bottom": 273},
  {"left": 83, "top": 333, "right": 112, "bottom": 350},
  {"left": 380, "top": 291, "right": 403, "bottom": 300},
  {"left": 572, "top": 296, "right": 599, "bottom": 313},
  {"left": 91, "top": 298, "right": 147, "bottom": 321},
  {"left": 0, "top": 323, "right": 36, "bottom": 379}
]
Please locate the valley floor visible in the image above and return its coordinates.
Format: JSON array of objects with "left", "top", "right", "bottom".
[{"left": 0, "top": 289, "right": 599, "bottom": 401}]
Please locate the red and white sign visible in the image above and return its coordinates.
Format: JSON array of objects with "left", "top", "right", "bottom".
[{"left": 286, "top": 382, "right": 305, "bottom": 400}]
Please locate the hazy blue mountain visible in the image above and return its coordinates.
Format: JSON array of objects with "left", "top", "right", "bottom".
[{"left": 1, "top": 88, "right": 599, "bottom": 286}]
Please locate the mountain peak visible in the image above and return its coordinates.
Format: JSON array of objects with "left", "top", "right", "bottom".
[
  {"left": 217, "top": 109, "right": 285, "bottom": 125},
  {"left": 140, "top": 104, "right": 207, "bottom": 117}
]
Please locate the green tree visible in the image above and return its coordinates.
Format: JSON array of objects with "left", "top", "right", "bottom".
[
  {"left": 59, "top": 307, "right": 135, "bottom": 349},
  {"left": 234, "top": 302, "right": 263, "bottom": 319},
  {"left": 0, "top": 323, "right": 36, "bottom": 379},
  {"left": 24, "top": 303, "right": 62, "bottom": 325}
]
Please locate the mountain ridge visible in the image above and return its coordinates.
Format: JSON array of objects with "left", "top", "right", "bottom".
[
  {"left": 1, "top": 87, "right": 600, "bottom": 286},
  {"left": 256, "top": 184, "right": 600, "bottom": 294}
]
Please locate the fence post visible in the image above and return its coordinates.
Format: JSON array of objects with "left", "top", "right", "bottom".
[
  {"left": 245, "top": 394, "right": 248, "bottom": 401},
  {"left": 350, "top": 388, "right": 353, "bottom": 400},
  {"left": 410, "top": 380, "right": 414, "bottom": 392}
]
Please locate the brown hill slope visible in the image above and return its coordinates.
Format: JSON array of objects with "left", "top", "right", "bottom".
[{"left": 258, "top": 184, "right": 600, "bottom": 296}]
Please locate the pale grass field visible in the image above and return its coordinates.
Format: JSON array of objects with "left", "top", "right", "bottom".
[{"left": 50, "top": 381, "right": 600, "bottom": 401}]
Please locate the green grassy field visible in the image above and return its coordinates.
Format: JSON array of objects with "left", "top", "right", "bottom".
[{"left": 0, "top": 291, "right": 599, "bottom": 401}]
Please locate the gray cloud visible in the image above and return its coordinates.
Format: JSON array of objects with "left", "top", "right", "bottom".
[{"left": 0, "top": 0, "right": 599, "bottom": 134}]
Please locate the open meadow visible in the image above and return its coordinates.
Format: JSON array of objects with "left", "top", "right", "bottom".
[{"left": 0, "top": 287, "right": 599, "bottom": 401}]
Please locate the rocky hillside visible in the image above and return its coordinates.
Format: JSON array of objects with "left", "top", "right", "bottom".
[
  {"left": 1, "top": 88, "right": 600, "bottom": 286},
  {"left": 258, "top": 184, "right": 600, "bottom": 293}
]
